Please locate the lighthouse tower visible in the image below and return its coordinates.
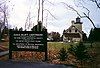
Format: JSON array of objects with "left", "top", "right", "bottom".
[{"left": 74, "top": 17, "right": 82, "bottom": 32}]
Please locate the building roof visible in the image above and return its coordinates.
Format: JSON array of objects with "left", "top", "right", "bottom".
[
  {"left": 63, "top": 33, "right": 81, "bottom": 38},
  {"left": 64, "top": 25, "right": 83, "bottom": 34}
]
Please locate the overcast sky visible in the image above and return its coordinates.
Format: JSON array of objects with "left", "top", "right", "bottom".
[{"left": 7, "top": 0, "right": 100, "bottom": 36}]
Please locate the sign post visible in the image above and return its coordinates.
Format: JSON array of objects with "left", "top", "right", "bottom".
[{"left": 9, "top": 29, "right": 47, "bottom": 61}]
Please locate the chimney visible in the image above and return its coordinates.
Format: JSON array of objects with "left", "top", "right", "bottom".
[{"left": 71, "top": 20, "right": 75, "bottom": 25}]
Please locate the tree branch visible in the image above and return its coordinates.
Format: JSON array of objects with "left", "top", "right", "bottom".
[
  {"left": 61, "top": 2, "right": 96, "bottom": 28},
  {"left": 46, "top": 0, "right": 55, "bottom": 6},
  {"left": 61, "top": 2, "right": 85, "bottom": 18},
  {"left": 90, "top": 0, "right": 100, "bottom": 8},
  {"left": 44, "top": 9, "right": 57, "bottom": 20},
  {"left": 74, "top": 2, "right": 90, "bottom": 17},
  {"left": 83, "top": 12, "right": 96, "bottom": 28},
  {"left": 0, "top": 0, "right": 7, "bottom": 6}
]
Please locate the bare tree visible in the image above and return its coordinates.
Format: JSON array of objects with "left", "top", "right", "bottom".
[
  {"left": 61, "top": 2, "right": 96, "bottom": 28},
  {"left": 41, "top": 0, "right": 57, "bottom": 23},
  {"left": 0, "top": 0, "right": 8, "bottom": 41}
]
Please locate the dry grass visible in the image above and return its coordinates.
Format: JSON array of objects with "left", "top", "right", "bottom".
[
  {"left": 0, "top": 55, "right": 9, "bottom": 61},
  {"left": 0, "top": 41, "right": 9, "bottom": 48}
]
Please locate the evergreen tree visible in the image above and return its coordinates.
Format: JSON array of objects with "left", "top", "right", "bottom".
[
  {"left": 15, "top": 27, "right": 18, "bottom": 31},
  {"left": 88, "top": 28, "right": 100, "bottom": 41},
  {"left": 19, "top": 27, "right": 23, "bottom": 31},
  {"left": 68, "top": 42, "right": 89, "bottom": 67},
  {"left": 82, "top": 33, "right": 87, "bottom": 41},
  {"left": 88, "top": 28, "right": 93, "bottom": 41},
  {"left": 58, "top": 47, "right": 68, "bottom": 61}
]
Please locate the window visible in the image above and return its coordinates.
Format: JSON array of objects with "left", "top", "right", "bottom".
[
  {"left": 75, "top": 29, "right": 77, "bottom": 32},
  {"left": 69, "top": 29, "right": 71, "bottom": 32}
]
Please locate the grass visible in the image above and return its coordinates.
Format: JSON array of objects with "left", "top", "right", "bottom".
[{"left": 48, "top": 42, "right": 77, "bottom": 50}]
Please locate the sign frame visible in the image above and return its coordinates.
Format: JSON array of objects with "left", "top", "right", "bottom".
[{"left": 9, "top": 29, "right": 47, "bottom": 61}]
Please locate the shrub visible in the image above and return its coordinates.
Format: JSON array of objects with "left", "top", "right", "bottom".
[
  {"left": 68, "top": 42, "right": 89, "bottom": 68},
  {"left": 58, "top": 47, "right": 68, "bottom": 61}
]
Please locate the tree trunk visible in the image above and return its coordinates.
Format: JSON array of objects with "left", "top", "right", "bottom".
[{"left": 80, "top": 60, "right": 83, "bottom": 68}]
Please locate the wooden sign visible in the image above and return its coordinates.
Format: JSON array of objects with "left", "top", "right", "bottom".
[{"left": 9, "top": 29, "right": 47, "bottom": 60}]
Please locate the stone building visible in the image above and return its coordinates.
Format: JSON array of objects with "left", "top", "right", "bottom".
[{"left": 63, "top": 17, "right": 83, "bottom": 43}]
